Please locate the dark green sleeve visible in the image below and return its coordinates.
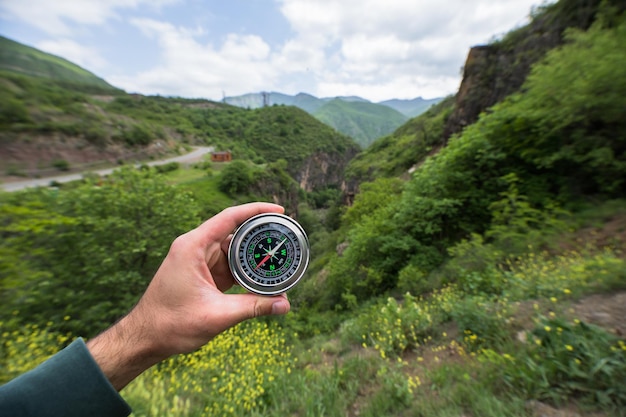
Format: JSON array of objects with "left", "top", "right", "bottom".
[{"left": 0, "top": 338, "right": 132, "bottom": 417}]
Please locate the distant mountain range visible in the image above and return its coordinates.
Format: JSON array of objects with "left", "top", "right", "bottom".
[{"left": 224, "top": 93, "right": 443, "bottom": 147}]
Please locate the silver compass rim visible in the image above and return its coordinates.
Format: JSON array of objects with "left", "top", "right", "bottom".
[{"left": 228, "top": 213, "right": 310, "bottom": 296}]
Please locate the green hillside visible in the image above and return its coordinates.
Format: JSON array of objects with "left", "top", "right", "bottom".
[
  {"left": 225, "top": 92, "right": 433, "bottom": 145},
  {"left": 325, "top": 0, "right": 626, "bottom": 308},
  {"left": 0, "top": 69, "right": 357, "bottom": 180},
  {"left": 313, "top": 99, "right": 408, "bottom": 147},
  {"left": 0, "top": 36, "right": 120, "bottom": 93},
  {"left": 345, "top": 96, "right": 454, "bottom": 181}
]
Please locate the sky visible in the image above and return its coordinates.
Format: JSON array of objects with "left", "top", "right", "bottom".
[{"left": 0, "top": 0, "right": 545, "bottom": 102}]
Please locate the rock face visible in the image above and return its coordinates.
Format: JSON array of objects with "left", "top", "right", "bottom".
[
  {"left": 294, "top": 148, "right": 359, "bottom": 193},
  {"left": 251, "top": 147, "right": 359, "bottom": 215},
  {"left": 443, "top": 0, "right": 619, "bottom": 141}
]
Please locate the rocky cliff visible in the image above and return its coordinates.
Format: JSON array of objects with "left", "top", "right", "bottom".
[
  {"left": 443, "top": 0, "right": 623, "bottom": 140},
  {"left": 295, "top": 148, "right": 359, "bottom": 192}
]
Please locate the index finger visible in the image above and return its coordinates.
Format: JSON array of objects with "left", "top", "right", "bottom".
[{"left": 193, "top": 202, "right": 284, "bottom": 245}]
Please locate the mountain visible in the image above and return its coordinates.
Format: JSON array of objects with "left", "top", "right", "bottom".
[
  {"left": 313, "top": 99, "right": 408, "bottom": 148},
  {"left": 224, "top": 92, "right": 431, "bottom": 147},
  {"left": 380, "top": 97, "right": 444, "bottom": 118},
  {"left": 0, "top": 36, "right": 120, "bottom": 93}
]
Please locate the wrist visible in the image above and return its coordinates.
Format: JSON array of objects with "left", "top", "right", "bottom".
[{"left": 86, "top": 312, "right": 166, "bottom": 391}]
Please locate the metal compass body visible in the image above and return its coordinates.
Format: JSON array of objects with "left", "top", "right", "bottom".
[{"left": 228, "top": 213, "right": 310, "bottom": 295}]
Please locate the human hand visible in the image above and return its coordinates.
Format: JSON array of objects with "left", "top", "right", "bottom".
[{"left": 87, "top": 202, "right": 291, "bottom": 390}]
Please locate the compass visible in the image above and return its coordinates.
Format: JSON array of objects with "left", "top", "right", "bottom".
[{"left": 228, "top": 213, "right": 310, "bottom": 296}]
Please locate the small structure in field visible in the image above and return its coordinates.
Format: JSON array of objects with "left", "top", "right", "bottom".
[{"left": 210, "top": 151, "right": 232, "bottom": 162}]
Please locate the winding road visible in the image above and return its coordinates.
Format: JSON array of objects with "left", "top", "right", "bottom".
[{"left": 1, "top": 146, "right": 214, "bottom": 192}]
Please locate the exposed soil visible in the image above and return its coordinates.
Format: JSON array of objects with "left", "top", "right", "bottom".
[
  {"left": 559, "top": 214, "right": 626, "bottom": 255},
  {"left": 0, "top": 136, "right": 174, "bottom": 182},
  {"left": 572, "top": 292, "right": 626, "bottom": 337}
]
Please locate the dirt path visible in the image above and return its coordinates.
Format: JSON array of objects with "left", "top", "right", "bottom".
[{"left": 1, "top": 146, "right": 213, "bottom": 192}]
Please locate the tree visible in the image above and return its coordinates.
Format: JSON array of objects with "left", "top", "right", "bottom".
[{"left": 0, "top": 168, "right": 200, "bottom": 336}]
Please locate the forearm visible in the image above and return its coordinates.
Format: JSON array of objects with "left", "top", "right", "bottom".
[
  {"left": 0, "top": 338, "right": 132, "bottom": 417},
  {"left": 86, "top": 312, "right": 166, "bottom": 391}
]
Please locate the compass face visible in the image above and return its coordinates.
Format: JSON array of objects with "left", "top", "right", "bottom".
[{"left": 228, "top": 213, "right": 310, "bottom": 295}]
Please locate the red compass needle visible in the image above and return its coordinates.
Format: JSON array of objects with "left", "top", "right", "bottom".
[{"left": 254, "top": 238, "right": 287, "bottom": 270}]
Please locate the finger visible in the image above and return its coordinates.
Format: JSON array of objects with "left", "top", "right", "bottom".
[
  {"left": 222, "top": 293, "right": 290, "bottom": 326},
  {"left": 212, "top": 251, "right": 236, "bottom": 292},
  {"left": 220, "top": 234, "right": 233, "bottom": 255},
  {"left": 194, "top": 203, "right": 284, "bottom": 245}
]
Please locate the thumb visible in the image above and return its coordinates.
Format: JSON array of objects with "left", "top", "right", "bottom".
[{"left": 222, "top": 293, "right": 290, "bottom": 326}]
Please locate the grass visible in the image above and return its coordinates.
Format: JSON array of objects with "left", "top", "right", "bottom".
[{"left": 161, "top": 162, "right": 235, "bottom": 219}]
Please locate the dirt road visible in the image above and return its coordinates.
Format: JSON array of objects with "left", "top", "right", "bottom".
[{"left": 1, "top": 146, "right": 214, "bottom": 192}]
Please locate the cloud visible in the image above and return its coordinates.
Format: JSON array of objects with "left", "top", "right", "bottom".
[
  {"left": 108, "top": 18, "right": 275, "bottom": 98},
  {"left": 276, "top": 0, "right": 540, "bottom": 100},
  {"left": 0, "top": 0, "right": 179, "bottom": 36}
]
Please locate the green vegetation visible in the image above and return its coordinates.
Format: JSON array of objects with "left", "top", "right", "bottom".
[
  {"left": 0, "top": 168, "right": 200, "bottom": 336},
  {"left": 225, "top": 92, "right": 435, "bottom": 147},
  {"left": 0, "top": 35, "right": 121, "bottom": 93},
  {"left": 323, "top": 14, "right": 626, "bottom": 309},
  {"left": 345, "top": 95, "right": 454, "bottom": 181},
  {"left": 313, "top": 99, "right": 408, "bottom": 147},
  {"left": 1, "top": 1, "right": 626, "bottom": 416}
]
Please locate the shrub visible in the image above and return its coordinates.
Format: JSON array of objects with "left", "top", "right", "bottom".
[
  {"left": 51, "top": 159, "right": 70, "bottom": 171},
  {"left": 217, "top": 160, "right": 252, "bottom": 195},
  {"left": 451, "top": 295, "right": 513, "bottom": 351},
  {"left": 343, "top": 287, "right": 460, "bottom": 358},
  {"left": 153, "top": 162, "right": 180, "bottom": 174}
]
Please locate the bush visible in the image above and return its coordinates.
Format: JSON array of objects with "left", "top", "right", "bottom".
[
  {"left": 342, "top": 287, "right": 460, "bottom": 358},
  {"left": 451, "top": 295, "right": 513, "bottom": 351},
  {"left": 51, "top": 159, "right": 70, "bottom": 171},
  {"left": 217, "top": 160, "right": 252, "bottom": 195},
  {"left": 153, "top": 162, "right": 180, "bottom": 174},
  {"left": 0, "top": 167, "right": 200, "bottom": 337},
  {"left": 122, "top": 124, "right": 153, "bottom": 146}
]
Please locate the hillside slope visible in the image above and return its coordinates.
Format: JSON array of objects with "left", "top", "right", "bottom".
[
  {"left": 0, "top": 36, "right": 120, "bottom": 93},
  {"left": 225, "top": 91, "right": 435, "bottom": 146},
  {"left": 320, "top": 0, "right": 626, "bottom": 310},
  {"left": 313, "top": 99, "right": 408, "bottom": 148}
]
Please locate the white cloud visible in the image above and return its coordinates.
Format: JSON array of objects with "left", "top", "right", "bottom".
[
  {"left": 276, "top": 0, "right": 541, "bottom": 100},
  {"left": 108, "top": 18, "right": 275, "bottom": 98},
  {"left": 0, "top": 0, "right": 179, "bottom": 36}
]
